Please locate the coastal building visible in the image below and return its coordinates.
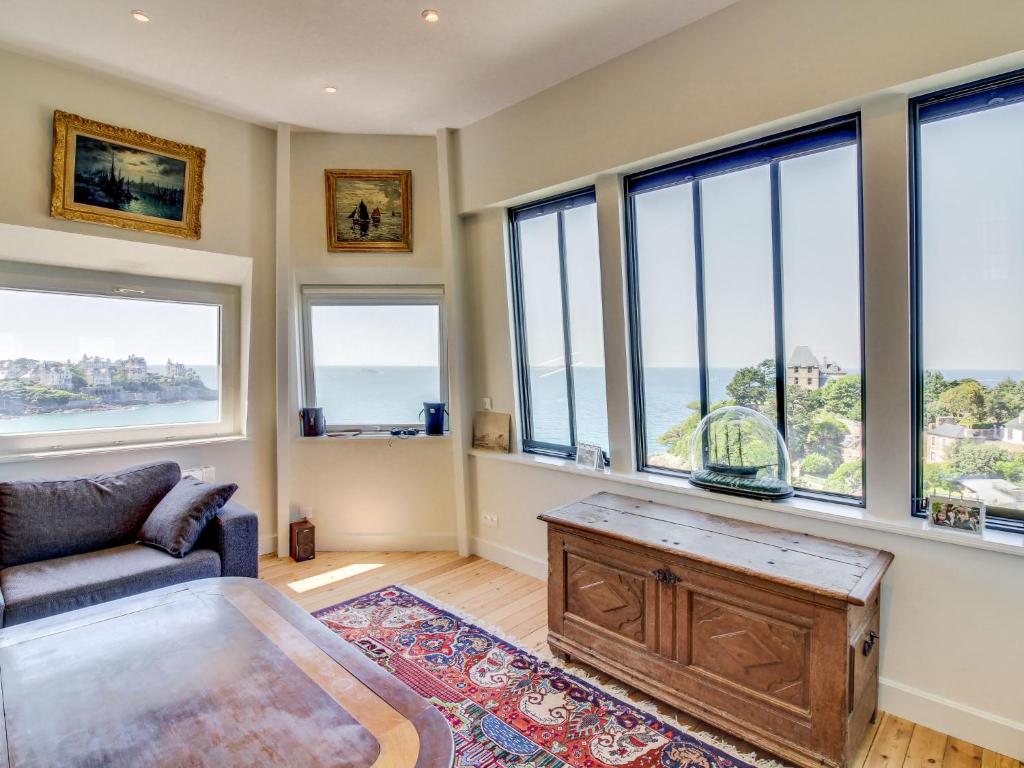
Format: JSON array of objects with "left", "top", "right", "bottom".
[
  {"left": 166, "top": 359, "right": 189, "bottom": 381},
  {"left": 39, "top": 365, "right": 72, "bottom": 389},
  {"left": 786, "top": 346, "right": 846, "bottom": 391},
  {"left": 121, "top": 355, "right": 148, "bottom": 382}
]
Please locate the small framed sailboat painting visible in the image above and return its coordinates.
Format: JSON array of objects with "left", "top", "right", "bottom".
[{"left": 325, "top": 169, "right": 412, "bottom": 252}]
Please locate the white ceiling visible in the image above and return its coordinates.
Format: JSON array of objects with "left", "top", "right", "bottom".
[{"left": 0, "top": 0, "right": 736, "bottom": 135}]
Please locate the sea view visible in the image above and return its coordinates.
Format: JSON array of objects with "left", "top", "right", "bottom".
[
  {"left": 0, "top": 365, "right": 219, "bottom": 435},
  {"left": 3, "top": 364, "right": 1020, "bottom": 448}
]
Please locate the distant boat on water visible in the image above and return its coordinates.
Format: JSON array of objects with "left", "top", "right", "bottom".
[{"left": 371, "top": 206, "right": 382, "bottom": 225}]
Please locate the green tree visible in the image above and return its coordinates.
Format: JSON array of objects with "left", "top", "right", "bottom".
[
  {"left": 785, "top": 385, "right": 821, "bottom": 460},
  {"left": 948, "top": 442, "right": 1010, "bottom": 476},
  {"left": 994, "top": 455, "right": 1024, "bottom": 484},
  {"left": 658, "top": 401, "right": 704, "bottom": 464},
  {"left": 800, "top": 453, "right": 835, "bottom": 476},
  {"left": 939, "top": 380, "right": 988, "bottom": 428},
  {"left": 987, "top": 378, "right": 1024, "bottom": 425},
  {"left": 819, "top": 375, "right": 862, "bottom": 420},
  {"left": 825, "top": 461, "right": 863, "bottom": 495},
  {"left": 803, "top": 414, "right": 848, "bottom": 465},
  {"left": 726, "top": 359, "right": 776, "bottom": 415},
  {"left": 923, "top": 370, "right": 952, "bottom": 402}
]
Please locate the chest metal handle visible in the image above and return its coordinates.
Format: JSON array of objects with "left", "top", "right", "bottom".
[
  {"left": 863, "top": 630, "right": 879, "bottom": 657},
  {"left": 651, "top": 568, "right": 681, "bottom": 585}
]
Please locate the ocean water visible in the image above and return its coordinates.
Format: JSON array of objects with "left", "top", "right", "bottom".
[
  {"left": 529, "top": 366, "right": 739, "bottom": 453},
  {"left": 0, "top": 365, "right": 219, "bottom": 435},
  {"left": 335, "top": 213, "right": 404, "bottom": 244},
  {"left": 315, "top": 365, "right": 440, "bottom": 427}
]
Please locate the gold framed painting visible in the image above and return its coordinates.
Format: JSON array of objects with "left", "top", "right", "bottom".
[
  {"left": 326, "top": 169, "right": 412, "bottom": 252},
  {"left": 50, "top": 110, "right": 205, "bottom": 239}
]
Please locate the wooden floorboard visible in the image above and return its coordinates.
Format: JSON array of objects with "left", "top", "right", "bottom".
[{"left": 260, "top": 552, "right": 1017, "bottom": 768}]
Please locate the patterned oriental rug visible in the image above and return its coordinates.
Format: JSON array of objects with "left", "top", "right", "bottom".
[{"left": 315, "top": 585, "right": 778, "bottom": 768}]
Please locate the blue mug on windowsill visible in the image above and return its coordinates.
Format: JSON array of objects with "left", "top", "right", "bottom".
[
  {"left": 299, "top": 407, "right": 326, "bottom": 437},
  {"left": 420, "top": 402, "right": 448, "bottom": 436}
]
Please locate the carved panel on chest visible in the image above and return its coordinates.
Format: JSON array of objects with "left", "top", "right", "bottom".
[
  {"left": 566, "top": 554, "right": 646, "bottom": 644},
  {"left": 690, "top": 593, "right": 809, "bottom": 710}
]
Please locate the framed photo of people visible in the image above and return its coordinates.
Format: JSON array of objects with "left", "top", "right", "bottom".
[{"left": 926, "top": 495, "right": 985, "bottom": 535}]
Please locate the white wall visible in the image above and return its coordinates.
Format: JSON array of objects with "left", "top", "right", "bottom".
[
  {"left": 0, "top": 48, "right": 278, "bottom": 551},
  {"left": 285, "top": 132, "right": 458, "bottom": 551},
  {"left": 453, "top": 0, "right": 1024, "bottom": 758}
]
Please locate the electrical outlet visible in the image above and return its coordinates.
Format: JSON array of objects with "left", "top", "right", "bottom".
[
  {"left": 482, "top": 397, "right": 493, "bottom": 411},
  {"left": 482, "top": 513, "right": 499, "bottom": 528}
]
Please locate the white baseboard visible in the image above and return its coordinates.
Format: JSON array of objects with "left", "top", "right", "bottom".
[
  {"left": 881, "top": 678, "right": 1024, "bottom": 760},
  {"left": 315, "top": 531, "right": 459, "bottom": 552},
  {"left": 258, "top": 534, "right": 277, "bottom": 555},
  {"left": 470, "top": 536, "right": 548, "bottom": 580}
]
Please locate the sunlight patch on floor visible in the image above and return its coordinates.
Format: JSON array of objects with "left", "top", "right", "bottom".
[{"left": 287, "top": 562, "right": 384, "bottom": 593}]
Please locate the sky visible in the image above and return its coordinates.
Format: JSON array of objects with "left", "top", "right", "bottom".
[
  {"left": 333, "top": 178, "right": 403, "bottom": 219},
  {"left": 310, "top": 304, "right": 440, "bottom": 367},
  {"left": 920, "top": 100, "right": 1024, "bottom": 372},
  {"left": 0, "top": 290, "right": 219, "bottom": 366},
  {"left": 523, "top": 143, "right": 862, "bottom": 371},
  {"left": 75, "top": 135, "right": 185, "bottom": 189}
]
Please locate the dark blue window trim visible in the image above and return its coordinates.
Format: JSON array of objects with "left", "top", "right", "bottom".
[
  {"left": 624, "top": 114, "right": 866, "bottom": 506},
  {"left": 626, "top": 115, "right": 859, "bottom": 196},
  {"left": 910, "top": 69, "right": 1024, "bottom": 536},
  {"left": 508, "top": 187, "right": 606, "bottom": 463}
]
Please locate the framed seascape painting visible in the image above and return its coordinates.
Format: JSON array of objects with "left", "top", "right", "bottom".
[
  {"left": 51, "top": 110, "right": 205, "bottom": 239},
  {"left": 325, "top": 169, "right": 412, "bottom": 252}
]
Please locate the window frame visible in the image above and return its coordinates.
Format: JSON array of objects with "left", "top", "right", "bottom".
[
  {"left": 909, "top": 67, "right": 1024, "bottom": 534},
  {"left": 508, "top": 187, "right": 606, "bottom": 462},
  {"left": 299, "top": 285, "right": 448, "bottom": 433},
  {"left": 623, "top": 114, "right": 867, "bottom": 505},
  {"left": 0, "top": 260, "right": 241, "bottom": 456}
]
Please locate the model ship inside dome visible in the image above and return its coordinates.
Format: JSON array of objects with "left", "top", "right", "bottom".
[{"left": 688, "top": 406, "right": 794, "bottom": 500}]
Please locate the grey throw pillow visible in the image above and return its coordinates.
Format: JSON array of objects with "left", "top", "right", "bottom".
[{"left": 138, "top": 478, "right": 238, "bottom": 558}]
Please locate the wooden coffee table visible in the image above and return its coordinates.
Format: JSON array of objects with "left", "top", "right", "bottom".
[{"left": 0, "top": 578, "right": 454, "bottom": 767}]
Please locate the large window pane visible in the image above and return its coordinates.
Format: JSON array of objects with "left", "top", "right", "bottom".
[
  {"left": 625, "top": 117, "right": 864, "bottom": 502},
  {"left": 781, "top": 145, "right": 863, "bottom": 498},
  {"left": 701, "top": 165, "right": 777, "bottom": 422},
  {"left": 517, "top": 213, "right": 571, "bottom": 446},
  {"left": 510, "top": 191, "right": 607, "bottom": 458},
  {"left": 632, "top": 183, "right": 701, "bottom": 470},
  {"left": 563, "top": 204, "right": 608, "bottom": 451},
  {"left": 0, "top": 289, "right": 220, "bottom": 434},
  {"left": 309, "top": 303, "right": 441, "bottom": 427},
  {"left": 917, "top": 93, "right": 1024, "bottom": 517}
]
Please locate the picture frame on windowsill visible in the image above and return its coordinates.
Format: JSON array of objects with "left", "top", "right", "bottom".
[
  {"left": 926, "top": 495, "right": 985, "bottom": 535},
  {"left": 575, "top": 442, "right": 604, "bottom": 471}
]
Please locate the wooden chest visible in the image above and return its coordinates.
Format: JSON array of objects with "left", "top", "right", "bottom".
[{"left": 539, "top": 493, "right": 893, "bottom": 768}]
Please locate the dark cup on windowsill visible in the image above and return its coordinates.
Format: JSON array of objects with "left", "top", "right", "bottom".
[{"left": 299, "top": 407, "right": 326, "bottom": 437}]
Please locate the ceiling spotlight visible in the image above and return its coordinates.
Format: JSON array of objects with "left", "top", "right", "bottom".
[
  {"left": 323, "top": 85, "right": 337, "bottom": 94},
  {"left": 130, "top": 9, "right": 150, "bottom": 22},
  {"left": 421, "top": 8, "right": 440, "bottom": 23}
]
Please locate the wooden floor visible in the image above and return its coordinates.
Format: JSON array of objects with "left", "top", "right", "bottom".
[{"left": 260, "top": 551, "right": 1019, "bottom": 768}]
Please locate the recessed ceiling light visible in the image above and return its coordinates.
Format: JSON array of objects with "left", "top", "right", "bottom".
[
  {"left": 130, "top": 9, "right": 150, "bottom": 22},
  {"left": 323, "top": 86, "right": 337, "bottom": 94},
  {"left": 421, "top": 8, "right": 440, "bottom": 23}
]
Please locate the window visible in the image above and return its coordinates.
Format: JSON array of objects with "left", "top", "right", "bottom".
[
  {"left": 625, "top": 116, "right": 865, "bottom": 501},
  {"left": 911, "top": 69, "right": 1024, "bottom": 532},
  {"left": 300, "top": 286, "right": 447, "bottom": 431},
  {"left": 0, "top": 261, "right": 240, "bottom": 454},
  {"left": 509, "top": 189, "right": 608, "bottom": 459}
]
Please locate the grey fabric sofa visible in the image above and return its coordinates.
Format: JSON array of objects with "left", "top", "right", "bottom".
[{"left": 0, "top": 462, "right": 258, "bottom": 626}]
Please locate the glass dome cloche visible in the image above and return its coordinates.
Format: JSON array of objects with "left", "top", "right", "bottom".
[{"left": 688, "top": 406, "right": 793, "bottom": 500}]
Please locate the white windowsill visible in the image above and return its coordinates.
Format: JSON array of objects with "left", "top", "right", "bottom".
[
  {"left": 296, "top": 432, "right": 451, "bottom": 442},
  {"left": 0, "top": 435, "right": 249, "bottom": 464},
  {"left": 468, "top": 448, "right": 1024, "bottom": 558}
]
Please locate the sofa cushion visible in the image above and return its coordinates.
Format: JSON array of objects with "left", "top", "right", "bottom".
[
  {"left": 138, "top": 478, "right": 238, "bottom": 558},
  {"left": 0, "top": 462, "right": 181, "bottom": 569},
  {"left": 0, "top": 543, "right": 220, "bottom": 626}
]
